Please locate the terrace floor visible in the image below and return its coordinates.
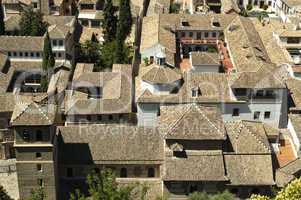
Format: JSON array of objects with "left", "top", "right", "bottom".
[{"left": 276, "top": 139, "right": 296, "bottom": 167}]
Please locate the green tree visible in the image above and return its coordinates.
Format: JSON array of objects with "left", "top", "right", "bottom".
[
  {"left": 116, "top": 0, "right": 132, "bottom": 41},
  {"left": 250, "top": 178, "right": 301, "bottom": 200},
  {"left": 0, "top": 185, "right": 12, "bottom": 200},
  {"left": 103, "top": 0, "right": 117, "bottom": 42},
  {"left": 19, "top": 7, "right": 47, "bottom": 36},
  {"left": 100, "top": 41, "right": 116, "bottom": 69},
  {"left": 0, "top": 2, "right": 5, "bottom": 35},
  {"left": 114, "top": 34, "right": 125, "bottom": 63},
  {"left": 80, "top": 40, "right": 101, "bottom": 63},
  {"left": 27, "top": 187, "right": 46, "bottom": 200},
  {"left": 189, "top": 191, "right": 235, "bottom": 200},
  {"left": 170, "top": 3, "right": 181, "bottom": 13},
  {"left": 42, "top": 31, "right": 55, "bottom": 71},
  {"left": 70, "top": 169, "right": 148, "bottom": 200}
]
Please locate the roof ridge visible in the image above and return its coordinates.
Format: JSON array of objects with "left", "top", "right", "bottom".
[
  {"left": 34, "top": 102, "right": 53, "bottom": 124},
  {"left": 166, "top": 104, "right": 192, "bottom": 135},
  {"left": 242, "top": 123, "right": 270, "bottom": 152},
  {"left": 10, "top": 101, "right": 32, "bottom": 123},
  {"left": 196, "top": 105, "right": 224, "bottom": 135}
]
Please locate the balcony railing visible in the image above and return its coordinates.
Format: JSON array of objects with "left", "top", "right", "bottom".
[{"left": 180, "top": 38, "right": 218, "bottom": 45}]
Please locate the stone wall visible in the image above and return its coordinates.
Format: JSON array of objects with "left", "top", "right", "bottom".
[{"left": 0, "top": 159, "right": 19, "bottom": 200}]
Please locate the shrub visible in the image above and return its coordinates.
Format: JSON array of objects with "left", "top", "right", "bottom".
[{"left": 247, "top": 4, "right": 253, "bottom": 11}]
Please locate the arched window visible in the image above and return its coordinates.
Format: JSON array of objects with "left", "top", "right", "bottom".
[
  {"left": 120, "top": 168, "right": 127, "bottom": 178},
  {"left": 36, "top": 130, "right": 43, "bottom": 141},
  {"left": 147, "top": 167, "right": 155, "bottom": 177}
]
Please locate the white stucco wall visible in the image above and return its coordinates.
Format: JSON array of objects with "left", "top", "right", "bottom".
[
  {"left": 137, "top": 103, "right": 159, "bottom": 127},
  {"left": 191, "top": 65, "right": 220, "bottom": 73}
]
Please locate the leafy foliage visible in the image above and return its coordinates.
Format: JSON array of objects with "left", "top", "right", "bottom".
[
  {"left": 0, "top": 2, "right": 5, "bottom": 35},
  {"left": 70, "top": 169, "right": 148, "bottom": 200},
  {"left": 170, "top": 3, "right": 181, "bottom": 13},
  {"left": 27, "top": 187, "right": 46, "bottom": 200},
  {"left": 247, "top": 4, "right": 253, "bottom": 11},
  {"left": 19, "top": 7, "right": 47, "bottom": 36},
  {"left": 250, "top": 178, "right": 301, "bottom": 200},
  {"left": 189, "top": 191, "right": 235, "bottom": 200},
  {"left": 0, "top": 185, "right": 12, "bottom": 200},
  {"left": 103, "top": 0, "right": 117, "bottom": 42},
  {"left": 79, "top": 40, "right": 102, "bottom": 64},
  {"left": 100, "top": 41, "right": 116, "bottom": 69},
  {"left": 42, "top": 31, "right": 55, "bottom": 71}
]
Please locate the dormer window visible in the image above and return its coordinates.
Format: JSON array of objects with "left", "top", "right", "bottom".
[{"left": 182, "top": 21, "right": 189, "bottom": 26}]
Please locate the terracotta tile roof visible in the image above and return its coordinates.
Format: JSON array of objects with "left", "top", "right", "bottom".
[
  {"left": 58, "top": 125, "right": 164, "bottom": 164},
  {"left": 141, "top": 64, "right": 182, "bottom": 84},
  {"left": 276, "top": 158, "right": 301, "bottom": 187},
  {"left": 0, "top": 36, "right": 44, "bottom": 52},
  {"left": 159, "top": 104, "right": 226, "bottom": 140},
  {"left": 224, "top": 154, "right": 274, "bottom": 185},
  {"left": 191, "top": 52, "right": 220, "bottom": 66},
  {"left": 164, "top": 150, "right": 227, "bottom": 181}
]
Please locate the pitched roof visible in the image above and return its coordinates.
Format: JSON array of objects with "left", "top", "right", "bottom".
[
  {"left": 279, "top": 30, "right": 301, "bottom": 38},
  {"left": 65, "top": 64, "right": 132, "bottom": 115},
  {"left": 221, "top": 0, "right": 240, "bottom": 14},
  {"left": 44, "top": 16, "right": 76, "bottom": 38},
  {"left": 10, "top": 100, "right": 56, "bottom": 126},
  {"left": 224, "top": 154, "right": 274, "bottom": 185},
  {"left": 164, "top": 150, "right": 227, "bottom": 181},
  {"left": 0, "top": 52, "right": 8, "bottom": 72},
  {"left": 231, "top": 63, "right": 286, "bottom": 89},
  {"left": 141, "top": 64, "right": 182, "bottom": 84},
  {"left": 58, "top": 125, "right": 164, "bottom": 164},
  {"left": 159, "top": 104, "right": 226, "bottom": 140},
  {"left": 286, "top": 78, "right": 301, "bottom": 110},
  {"left": 225, "top": 121, "right": 271, "bottom": 154},
  {"left": 191, "top": 52, "right": 220, "bottom": 66},
  {"left": 137, "top": 73, "right": 233, "bottom": 103},
  {"left": 0, "top": 36, "right": 44, "bottom": 52},
  {"left": 288, "top": 114, "right": 301, "bottom": 142},
  {"left": 224, "top": 16, "right": 271, "bottom": 72},
  {"left": 276, "top": 158, "right": 301, "bottom": 187}
]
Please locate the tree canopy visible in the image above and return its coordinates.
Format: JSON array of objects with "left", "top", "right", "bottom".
[
  {"left": 27, "top": 187, "right": 46, "bottom": 200},
  {"left": 250, "top": 178, "right": 301, "bottom": 200},
  {"left": 42, "top": 31, "right": 55, "bottom": 71},
  {"left": 103, "top": 0, "right": 117, "bottom": 42},
  {"left": 0, "top": 2, "right": 5, "bottom": 35},
  {"left": 19, "top": 7, "right": 47, "bottom": 36},
  {"left": 116, "top": 0, "right": 132, "bottom": 41},
  {"left": 0, "top": 185, "right": 12, "bottom": 200},
  {"left": 70, "top": 169, "right": 148, "bottom": 200},
  {"left": 189, "top": 191, "right": 235, "bottom": 200}
]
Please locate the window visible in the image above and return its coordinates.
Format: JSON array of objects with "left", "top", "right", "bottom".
[
  {"left": 23, "top": 130, "right": 30, "bottom": 141},
  {"left": 36, "top": 152, "right": 42, "bottom": 158},
  {"left": 212, "top": 32, "right": 217, "bottom": 38},
  {"left": 204, "top": 32, "right": 209, "bottom": 38},
  {"left": 36, "top": 52, "right": 40, "bottom": 57},
  {"left": 119, "top": 114, "right": 124, "bottom": 121},
  {"left": 37, "top": 179, "right": 44, "bottom": 187},
  {"left": 30, "top": 52, "right": 34, "bottom": 57},
  {"left": 33, "top": 2, "right": 38, "bottom": 8},
  {"left": 36, "top": 130, "right": 43, "bottom": 141},
  {"left": 197, "top": 32, "right": 202, "bottom": 39},
  {"left": 264, "top": 111, "right": 271, "bottom": 119},
  {"left": 181, "top": 32, "right": 185, "bottom": 37},
  {"left": 108, "top": 115, "right": 113, "bottom": 120},
  {"left": 234, "top": 88, "right": 247, "bottom": 96},
  {"left": 87, "top": 115, "right": 91, "bottom": 121},
  {"left": 37, "top": 164, "right": 42, "bottom": 172},
  {"left": 147, "top": 167, "right": 155, "bottom": 177},
  {"left": 25, "top": 52, "right": 28, "bottom": 57},
  {"left": 232, "top": 108, "right": 239, "bottom": 116},
  {"left": 57, "top": 52, "right": 62, "bottom": 58},
  {"left": 253, "top": 111, "right": 260, "bottom": 120},
  {"left": 120, "top": 168, "right": 127, "bottom": 178},
  {"left": 191, "top": 88, "right": 201, "bottom": 97},
  {"left": 189, "top": 32, "right": 193, "bottom": 37},
  {"left": 13, "top": 52, "right": 17, "bottom": 56},
  {"left": 58, "top": 40, "right": 63, "bottom": 46},
  {"left": 266, "top": 90, "right": 275, "bottom": 97},
  {"left": 8, "top": 52, "right": 11, "bottom": 56},
  {"left": 268, "top": 1, "right": 272, "bottom": 6},
  {"left": 256, "top": 90, "right": 264, "bottom": 97},
  {"left": 287, "top": 37, "right": 300, "bottom": 44},
  {"left": 52, "top": 40, "right": 57, "bottom": 46},
  {"left": 97, "top": 115, "right": 102, "bottom": 121},
  {"left": 67, "top": 168, "right": 73, "bottom": 177},
  {"left": 19, "top": 52, "right": 23, "bottom": 57}
]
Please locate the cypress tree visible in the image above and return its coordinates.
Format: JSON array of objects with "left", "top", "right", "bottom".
[
  {"left": 114, "top": 34, "right": 125, "bottom": 63},
  {"left": 42, "top": 31, "right": 55, "bottom": 71},
  {"left": 117, "top": 0, "right": 132, "bottom": 41},
  {"left": 0, "top": 2, "right": 5, "bottom": 35},
  {"left": 103, "top": 0, "right": 117, "bottom": 42}
]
